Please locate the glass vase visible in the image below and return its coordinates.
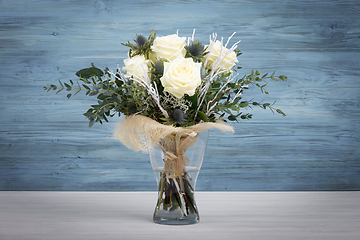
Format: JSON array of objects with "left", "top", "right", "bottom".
[{"left": 149, "top": 130, "right": 208, "bottom": 225}]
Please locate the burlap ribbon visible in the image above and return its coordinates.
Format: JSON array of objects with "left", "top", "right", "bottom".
[
  {"left": 114, "top": 115, "right": 234, "bottom": 177},
  {"left": 114, "top": 114, "right": 234, "bottom": 153}
]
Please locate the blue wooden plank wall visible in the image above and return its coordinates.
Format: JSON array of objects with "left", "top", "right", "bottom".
[{"left": 0, "top": 0, "right": 359, "bottom": 191}]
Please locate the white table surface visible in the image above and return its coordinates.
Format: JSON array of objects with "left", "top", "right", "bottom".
[{"left": 1, "top": 191, "right": 359, "bottom": 240}]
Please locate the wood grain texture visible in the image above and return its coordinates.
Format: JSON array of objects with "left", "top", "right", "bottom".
[{"left": 0, "top": 0, "right": 359, "bottom": 190}]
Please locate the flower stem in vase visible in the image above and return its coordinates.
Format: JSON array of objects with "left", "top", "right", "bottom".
[{"left": 154, "top": 170, "right": 199, "bottom": 224}]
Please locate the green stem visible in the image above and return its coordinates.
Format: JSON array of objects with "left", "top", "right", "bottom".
[
  {"left": 94, "top": 102, "right": 116, "bottom": 116},
  {"left": 157, "top": 172, "right": 164, "bottom": 210}
]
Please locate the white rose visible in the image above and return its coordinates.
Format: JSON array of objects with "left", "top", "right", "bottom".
[
  {"left": 151, "top": 34, "right": 186, "bottom": 61},
  {"left": 122, "top": 55, "right": 151, "bottom": 82},
  {"left": 160, "top": 56, "right": 202, "bottom": 98},
  {"left": 206, "top": 40, "right": 238, "bottom": 73}
]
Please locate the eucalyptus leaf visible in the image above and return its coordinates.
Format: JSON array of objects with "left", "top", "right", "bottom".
[
  {"left": 228, "top": 115, "right": 237, "bottom": 121},
  {"left": 239, "top": 101, "right": 248, "bottom": 108},
  {"left": 89, "top": 119, "right": 95, "bottom": 128},
  {"left": 276, "top": 109, "right": 286, "bottom": 116},
  {"left": 76, "top": 66, "right": 104, "bottom": 79}
]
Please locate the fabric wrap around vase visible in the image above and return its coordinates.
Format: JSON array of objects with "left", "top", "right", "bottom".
[{"left": 114, "top": 115, "right": 234, "bottom": 225}]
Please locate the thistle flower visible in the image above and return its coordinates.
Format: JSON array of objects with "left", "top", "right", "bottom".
[
  {"left": 187, "top": 40, "right": 204, "bottom": 56},
  {"left": 153, "top": 60, "right": 164, "bottom": 76},
  {"left": 185, "top": 40, "right": 207, "bottom": 62},
  {"left": 136, "top": 34, "right": 148, "bottom": 48},
  {"left": 171, "top": 108, "right": 185, "bottom": 123}
]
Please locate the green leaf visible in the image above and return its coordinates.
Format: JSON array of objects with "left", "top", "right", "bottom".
[
  {"left": 232, "top": 97, "right": 240, "bottom": 104},
  {"left": 224, "top": 109, "right": 231, "bottom": 115},
  {"left": 197, "top": 111, "right": 208, "bottom": 122},
  {"left": 276, "top": 109, "right": 286, "bottom": 116},
  {"left": 97, "top": 93, "right": 107, "bottom": 100},
  {"left": 102, "top": 114, "right": 109, "bottom": 122},
  {"left": 263, "top": 103, "right": 270, "bottom": 109},
  {"left": 228, "top": 115, "right": 237, "bottom": 121},
  {"left": 238, "top": 113, "right": 251, "bottom": 120},
  {"left": 83, "top": 111, "right": 94, "bottom": 118},
  {"left": 89, "top": 119, "right": 95, "bottom": 127},
  {"left": 76, "top": 65, "right": 104, "bottom": 79},
  {"left": 279, "top": 75, "right": 287, "bottom": 81},
  {"left": 239, "top": 101, "right": 248, "bottom": 108},
  {"left": 64, "top": 82, "right": 71, "bottom": 90},
  {"left": 115, "top": 79, "right": 124, "bottom": 87}
]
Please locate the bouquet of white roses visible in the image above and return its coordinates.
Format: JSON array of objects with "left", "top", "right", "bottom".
[
  {"left": 45, "top": 29, "right": 286, "bottom": 224},
  {"left": 45, "top": 29, "right": 286, "bottom": 128}
]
